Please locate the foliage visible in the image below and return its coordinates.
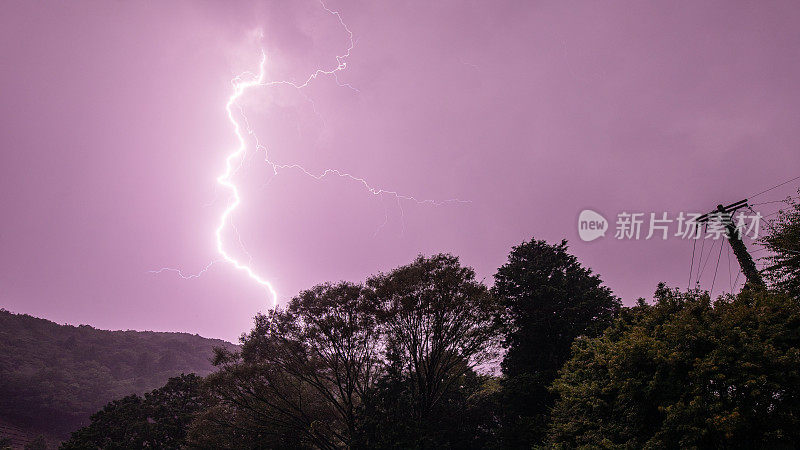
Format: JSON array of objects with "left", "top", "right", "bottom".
[
  {"left": 492, "top": 238, "right": 620, "bottom": 447},
  {"left": 362, "top": 363, "right": 502, "bottom": 449},
  {"left": 760, "top": 191, "right": 800, "bottom": 297},
  {"left": 549, "top": 285, "right": 800, "bottom": 448},
  {"left": 0, "top": 309, "right": 236, "bottom": 436},
  {"left": 189, "top": 254, "right": 503, "bottom": 449},
  {"left": 10, "top": 241, "right": 800, "bottom": 449},
  {"left": 368, "top": 254, "right": 500, "bottom": 421},
  {"left": 60, "top": 374, "right": 203, "bottom": 449},
  {"left": 363, "top": 254, "right": 502, "bottom": 447},
  {"left": 190, "top": 282, "right": 380, "bottom": 449},
  {"left": 24, "top": 435, "right": 48, "bottom": 450}
]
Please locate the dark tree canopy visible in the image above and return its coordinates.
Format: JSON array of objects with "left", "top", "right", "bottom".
[
  {"left": 61, "top": 374, "right": 204, "bottom": 449},
  {"left": 549, "top": 286, "right": 800, "bottom": 448},
  {"left": 492, "top": 238, "right": 620, "bottom": 447},
  {"left": 17, "top": 240, "right": 800, "bottom": 449},
  {"left": 192, "top": 281, "right": 381, "bottom": 450},
  {"left": 190, "top": 255, "right": 503, "bottom": 450},
  {"left": 368, "top": 254, "right": 500, "bottom": 420},
  {"left": 760, "top": 192, "right": 800, "bottom": 297},
  {"left": 365, "top": 254, "right": 502, "bottom": 447}
]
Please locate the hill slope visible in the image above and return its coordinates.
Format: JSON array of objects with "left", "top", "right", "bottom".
[{"left": 0, "top": 308, "right": 237, "bottom": 439}]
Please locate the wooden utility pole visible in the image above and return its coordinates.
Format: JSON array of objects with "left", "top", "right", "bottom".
[{"left": 697, "top": 199, "right": 764, "bottom": 288}]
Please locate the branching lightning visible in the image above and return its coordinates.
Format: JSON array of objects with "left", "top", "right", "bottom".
[{"left": 152, "top": 0, "right": 467, "bottom": 308}]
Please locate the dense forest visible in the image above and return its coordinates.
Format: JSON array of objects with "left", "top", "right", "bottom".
[
  {"left": 0, "top": 311, "right": 237, "bottom": 440},
  {"left": 2, "top": 197, "right": 799, "bottom": 449}
]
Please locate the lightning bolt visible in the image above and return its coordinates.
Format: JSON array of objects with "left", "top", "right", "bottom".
[
  {"left": 152, "top": 0, "right": 468, "bottom": 308},
  {"left": 214, "top": 50, "right": 279, "bottom": 306}
]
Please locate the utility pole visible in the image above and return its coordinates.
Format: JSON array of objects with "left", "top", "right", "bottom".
[{"left": 696, "top": 199, "right": 765, "bottom": 288}]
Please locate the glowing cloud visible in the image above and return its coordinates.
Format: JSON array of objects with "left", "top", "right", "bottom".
[{"left": 152, "top": 1, "right": 466, "bottom": 308}]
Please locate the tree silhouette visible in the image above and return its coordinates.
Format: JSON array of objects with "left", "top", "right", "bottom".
[
  {"left": 194, "top": 282, "right": 381, "bottom": 449},
  {"left": 365, "top": 254, "right": 502, "bottom": 447},
  {"left": 492, "top": 238, "right": 620, "bottom": 447},
  {"left": 61, "top": 374, "right": 203, "bottom": 449}
]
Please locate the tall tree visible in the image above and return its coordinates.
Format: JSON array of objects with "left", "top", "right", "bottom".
[
  {"left": 193, "top": 282, "right": 382, "bottom": 449},
  {"left": 492, "top": 238, "right": 620, "bottom": 447},
  {"left": 366, "top": 254, "right": 501, "bottom": 444}
]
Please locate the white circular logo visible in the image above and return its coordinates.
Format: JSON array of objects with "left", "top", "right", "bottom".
[{"left": 578, "top": 209, "right": 607, "bottom": 241}]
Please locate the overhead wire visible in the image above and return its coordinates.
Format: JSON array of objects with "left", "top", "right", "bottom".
[
  {"left": 727, "top": 245, "right": 733, "bottom": 294},
  {"left": 694, "top": 224, "right": 707, "bottom": 287},
  {"left": 681, "top": 175, "right": 799, "bottom": 294},
  {"left": 710, "top": 241, "right": 724, "bottom": 295},
  {"left": 746, "top": 174, "right": 800, "bottom": 199},
  {"left": 698, "top": 238, "right": 718, "bottom": 282},
  {"left": 688, "top": 237, "right": 697, "bottom": 290}
]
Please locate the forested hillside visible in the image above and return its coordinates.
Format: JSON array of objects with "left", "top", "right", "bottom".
[{"left": 0, "top": 309, "right": 237, "bottom": 438}]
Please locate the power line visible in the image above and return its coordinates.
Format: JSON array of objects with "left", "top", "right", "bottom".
[
  {"left": 699, "top": 239, "right": 718, "bottom": 282},
  {"left": 697, "top": 200, "right": 764, "bottom": 288},
  {"left": 761, "top": 210, "right": 784, "bottom": 220},
  {"left": 727, "top": 245, "right": 733, "bottom": 294},
  {"left": 688, "top": 238, "right": 697, "bottom": 290},
  {"left": 687, "top": 177, "right": 796, "bottom": 292},
  {"left": 748, "top": 174, "right": 800, "bottom": 199},
  {"left": 695, "top": 228, "right": 707, "bottom": 287},
  {"left": 751, "top": 198, "right": 796, "bottom": 207},
  {"left": 710, "top": 241, "right": 723, "bottom": 295}
]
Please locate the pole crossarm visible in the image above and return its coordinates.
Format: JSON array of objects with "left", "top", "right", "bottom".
[
  {"left": 694, "top": 198, "right": 764, "bottom": 289},
  {"left": 696, "top": 199, "right": 749, "bottom": 223}
]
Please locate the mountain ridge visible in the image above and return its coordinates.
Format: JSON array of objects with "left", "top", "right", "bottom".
[{"left": 0, "top": 307, "right": 238, "bottom": 442}]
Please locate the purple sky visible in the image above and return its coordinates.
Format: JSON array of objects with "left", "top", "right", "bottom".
[{"left": 2, "top": 1, "right": 800, "bottom": 342}]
